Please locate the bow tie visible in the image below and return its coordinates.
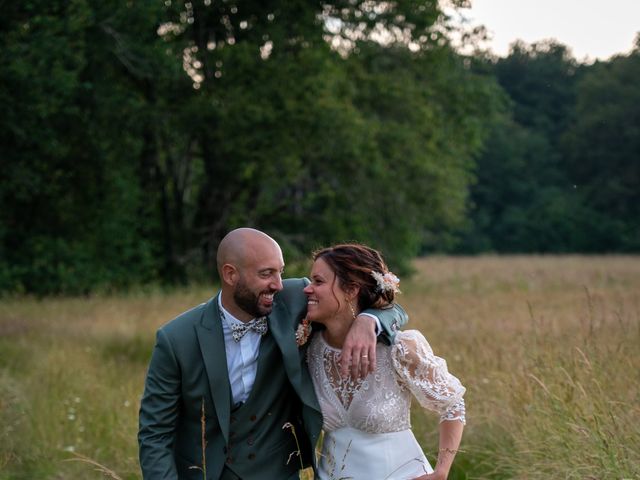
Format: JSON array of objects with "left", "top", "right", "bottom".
[{"left": 231, "top": 317, "right": 268, "bottom": 342}]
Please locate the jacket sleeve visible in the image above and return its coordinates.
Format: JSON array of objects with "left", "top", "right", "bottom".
[
  {"left": 363, "top": 303, "right": 408, "bottom": 345},
  {"left": 138, "top": 328, "right": 181, "bottom": 479}
]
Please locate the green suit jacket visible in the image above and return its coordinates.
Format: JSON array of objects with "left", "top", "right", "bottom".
[{"left": 138, "top": 278, "right": 406, "bottom": 479}]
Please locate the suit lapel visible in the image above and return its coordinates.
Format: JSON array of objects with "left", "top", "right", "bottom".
[
  {"left": 268, "top": 300, "right": 301, "bottom": 381},
  {"left": 195, "top": 294, "right": 231, "bottom": 444},
  {"left": 268, "top": 300, "right": 321, "bottom": 413}
]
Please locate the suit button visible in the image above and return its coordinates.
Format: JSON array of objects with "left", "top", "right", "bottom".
[
  {"left": 247, "top": 437, "right": 254, "bottom": 446},
  {"left": 248, "top": 453, "right": 256, "bottom": 460},
  {"left": 226, "top": 456, "right": 233, "bottom": 464},
  {"left": 250, "top": 414, "right": 257, "bottom": 421}
]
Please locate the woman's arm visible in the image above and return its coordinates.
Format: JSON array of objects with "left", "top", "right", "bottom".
[
  {"left": 415, "top": 419, "right": 464, "bottom": 480},
  {"left": 392, "top": 330, "right": 467, "bottom": 480}
]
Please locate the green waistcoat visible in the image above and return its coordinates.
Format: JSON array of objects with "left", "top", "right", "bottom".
[{"left": 222, "top": 331, "right": 306, "bottom": 478}]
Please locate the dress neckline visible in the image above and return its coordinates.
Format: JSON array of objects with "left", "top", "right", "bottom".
[
  {"left": 315, "top": 332, "right": 371, "bottom": 414},
  {"left": 319, "top": 331, "right": 343, "bottom": 353}
]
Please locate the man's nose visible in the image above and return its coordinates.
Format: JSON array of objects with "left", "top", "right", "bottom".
[{"left": 271, "top": 273, "right": 283, "bottom": 291}]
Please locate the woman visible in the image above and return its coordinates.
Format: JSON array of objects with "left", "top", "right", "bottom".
[{"left": 303, "top": 244, "right": 466, "bottom": 480}]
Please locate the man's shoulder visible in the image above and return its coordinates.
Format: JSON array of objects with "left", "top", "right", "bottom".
[
  {"left": 282, "top": 277, "right": 309, "bottom": 289},
  {"left": 274, "top": 278, "right": 309, "bottom": 313},
  {"left": 159, "top": 298, "right": 213, "bottom": 335},
  {"left": 278, "top": 277, "right": 308, "bottom": 299}
]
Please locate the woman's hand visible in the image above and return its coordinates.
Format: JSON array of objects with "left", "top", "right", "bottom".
[{"left": 340, "top": 314, "right": 377, "bottom": 378}]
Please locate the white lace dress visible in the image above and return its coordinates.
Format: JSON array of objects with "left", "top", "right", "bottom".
[{"left": 306, "top": 330, "right": 466, "bottom": 480}]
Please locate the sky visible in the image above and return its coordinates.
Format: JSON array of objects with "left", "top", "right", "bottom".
[{"left": 456, "top": 0, "right": 640, "bottom": 61}]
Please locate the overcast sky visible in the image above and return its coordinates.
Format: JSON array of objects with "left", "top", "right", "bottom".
[{"left": 456, "top": 0, "right": 640, "bottom": 61}]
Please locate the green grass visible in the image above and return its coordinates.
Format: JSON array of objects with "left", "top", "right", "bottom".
[{"left": 1, "top": 256, "right": 639, "bottom": 479}]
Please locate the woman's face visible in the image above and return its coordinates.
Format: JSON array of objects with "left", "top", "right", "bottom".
[{"left": 303, "top": 258, "right": 346, "bottom": 324}]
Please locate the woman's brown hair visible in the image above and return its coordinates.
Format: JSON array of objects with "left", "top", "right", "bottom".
[{"left": 312, "top": 243, "right": 396, "bottom": 311}]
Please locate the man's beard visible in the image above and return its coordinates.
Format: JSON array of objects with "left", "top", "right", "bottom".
[{"left": 234, "top": 278, "right": 274, "bottom": 318}]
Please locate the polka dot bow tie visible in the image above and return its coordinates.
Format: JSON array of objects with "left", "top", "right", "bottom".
[{"left": 231, "top": 317, "right": 268, "bottom": 342}]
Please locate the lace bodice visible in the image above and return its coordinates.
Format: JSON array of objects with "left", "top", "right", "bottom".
[{"left": 306, "top": 330, "right": 466, "bottom": 434}]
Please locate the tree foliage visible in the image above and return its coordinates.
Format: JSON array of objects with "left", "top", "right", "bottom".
[
  {"left": 561, "top": 43, "right": 640, "bottom": 250},
  {"left": 1, "top": 0, "right": 497, "bottom": 294},
  {"left": 459, "top": 39, "right": 639, "bottom": 253},
  {"left": 1, "top": 3, "right": 637, "bottom": 295},
  {"left": 0, "top": 0, "right": 167, "bottom": 293}
]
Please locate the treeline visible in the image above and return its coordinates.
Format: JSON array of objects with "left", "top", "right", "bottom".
[
  {"left": 1, "top": 1, "right": 638, "bottom": 295},
  {"left": 459, "top": 40, "right": 640, "bottom": 253}
]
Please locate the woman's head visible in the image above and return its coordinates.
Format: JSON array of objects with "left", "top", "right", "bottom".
[{"left": 306, "top": 243, "right": 398, "bottom": 319}]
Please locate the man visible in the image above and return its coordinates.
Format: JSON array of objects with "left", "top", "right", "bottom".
[{"left": 138, "top": 228, "right": 406, "bottom": 479}]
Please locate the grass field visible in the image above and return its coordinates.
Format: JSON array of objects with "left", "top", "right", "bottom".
[{"left": 1, "top": 256, "right": 639, "bottom": 479}]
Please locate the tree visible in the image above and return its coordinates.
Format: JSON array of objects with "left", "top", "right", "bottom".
[
  {"left": 561, "top": 37, "right": 640, "bottom": 251},
  {"left": 150, "top": 0, "right": 497, "bottom": 274},
  {"left": 0, "top": 0, "right": 168, "bottom": 293},
  {"left": 459, "top": 41, "right": 584, "bottom": 252},
  {"left": 0, "top": 0, "right": 500, "bottom": 293}
]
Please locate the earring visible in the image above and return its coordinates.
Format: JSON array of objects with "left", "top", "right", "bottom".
[{"left": 348, "top": 300, "right": 357, "bottom": 320}]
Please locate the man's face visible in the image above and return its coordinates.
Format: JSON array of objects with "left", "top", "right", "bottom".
[{"left": 232, "top": 243, "right": 284, "bottom": 319}]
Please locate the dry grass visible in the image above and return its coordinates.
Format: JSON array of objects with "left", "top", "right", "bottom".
[
  {"left": 1, "top": 256, "right": 639, "bottom": 479},
  {"left": 405, "top": 256, "right": 640, "bottom": 479}
]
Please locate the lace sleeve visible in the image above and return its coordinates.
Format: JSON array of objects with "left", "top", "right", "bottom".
[{"left": 391, "top": 330, "right": 466, "bottom": 424}]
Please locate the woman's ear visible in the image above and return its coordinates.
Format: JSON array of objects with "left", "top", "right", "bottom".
[{"left": 344, "top": 284, "right": 360, "bottom": 301}]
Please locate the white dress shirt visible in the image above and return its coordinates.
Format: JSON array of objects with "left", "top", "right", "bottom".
[{"left": 218, "top": 296, "right": 263, "bottom": 406}]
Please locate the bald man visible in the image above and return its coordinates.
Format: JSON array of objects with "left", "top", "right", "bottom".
[{"left": 138, "top": 228, "right": 407, "bottom": 479}]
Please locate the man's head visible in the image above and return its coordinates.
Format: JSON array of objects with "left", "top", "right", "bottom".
[{"left": 217, "top": 228, "right": 284, "bottom": 322}]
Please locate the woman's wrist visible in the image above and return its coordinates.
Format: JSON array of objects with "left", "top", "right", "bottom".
[
  {"left": 438, "top": 447, "right": 458, "bottom": 456},
  {"left": 434, "top": 451, "right": 456, "bottom": 479},
  {"left": 430, "top": 468, "right": 449, "bottom": 480}
]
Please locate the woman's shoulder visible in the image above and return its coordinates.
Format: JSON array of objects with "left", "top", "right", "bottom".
[
  {"left": 390, "top": 329, "right": 436, "bottom": 363},
  {"left": 394, "top": 329, "right": 431, "bottom": 348}
]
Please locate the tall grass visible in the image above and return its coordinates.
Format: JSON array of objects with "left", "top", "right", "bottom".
[
  {"left": 0, "top": 288, "right": 211, "bottom": 479},
  {"left": 405, "top": 256, "right": 640, "bottom": 479},
  {"left": 1, "top": 257, "right": 638, "bottom": 479}
]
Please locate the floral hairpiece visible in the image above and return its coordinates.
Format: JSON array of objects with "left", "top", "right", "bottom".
[{"left": 371, "top": 270, "right": 401, "bottom": 294}]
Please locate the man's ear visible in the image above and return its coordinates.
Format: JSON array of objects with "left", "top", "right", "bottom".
[{"left": 221, "top": 264, "right": 238, "bottom": 286}]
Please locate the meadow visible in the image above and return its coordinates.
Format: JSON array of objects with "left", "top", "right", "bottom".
[{"left": 1, "top": 256, "right": 638, "bottom": 479}]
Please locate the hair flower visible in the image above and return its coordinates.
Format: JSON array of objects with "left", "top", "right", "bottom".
[
  {"left": 295, "top": 318, "right": 312, "bottom": 346},
  {"left": 371, "top": 270, "right": 401, "bottom": 294}
]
